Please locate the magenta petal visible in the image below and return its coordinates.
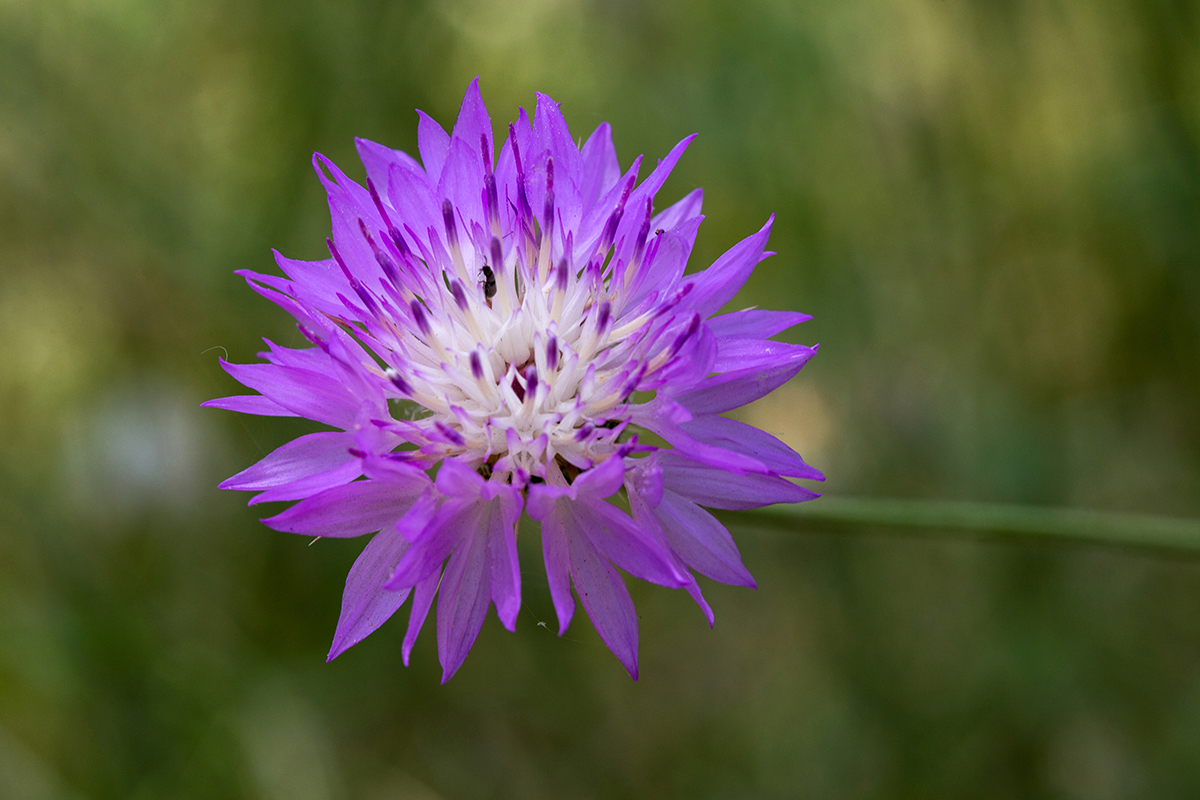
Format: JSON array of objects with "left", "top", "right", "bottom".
[
  {"left": 262, "top": 479, "right": 428, "bottom": 537},
  {"left": 659, "top": 453, "right": 820, "bottom": 511},
  {"left": 328, "top": 525, "right": 414, "bottom": 660},
  {"left": 540, "top": 503, "right": 575, "bottom": 636},
  {"left": 654, "top": 489, "right": 756, "bottom": 586},
  {"left": 706, "top": 308, "right": 812, "bottom": 340},
  {"left": 402, "top": 569, "right": 440, "bottom": 666},
  {"left": 436, "top": 517, "right": 491, "bottom": 682},
  {"left": 201, "top": 395, "right": 296, "bottom": 417},
  {"left": 221, "top": 432, "right": 356, "bottom": 491},
  {"left": 567, "top": 524, "right": 640, "bottom": 680}
]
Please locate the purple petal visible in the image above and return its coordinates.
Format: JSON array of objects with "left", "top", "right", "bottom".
[
  {"left": 416, "top": 109, "right": 450, "bottom": 180},
  {"left": 246, "top": 461, "right": 363, "bottom": 505},
  {"left": 540, "top": 503, "right": 575, "bottom": 635},
  {"left": 385, "top": 159, "right": 443, "bottom": 253},
  {"left": 579, "top": 122, "right": 620, "bottom": 210},
  {"left": 355, "top": 137, "right": 425, "bottom": 191},
  {"left": 654, "top": 489, "right": 756, "bottom": 586},
  {"left": 450, "top": 77, "right": 493, "bottom": 171},
  {"left": 221, "top": 432, "right": 356, "bottom": 491},
  {"left": 437, "top": 135, "right": 485, "bottom": 228},
  {"left": 684, "top": 579, "right": 715, "bottom": 628},
  {"left": 403, "top": 569, "right": 440, "bottom": 666},
  {"left": 669, "top": 344, "right": 817, "bottom": 415},
  {"left": 486, "top": 499, "right": 521, "bottom": 632},
  {"left": 680, "top": 415, "right": 825, "bottom": 481},
  {"left": 570, "top": 499, "right": 687, "bottom": 588},
  {"left": 201, "top": 394, "right": 296, "bottom": 417},
  {"left": 262, "top": 479, "right": 429, "bottom": 537},
  {"left": 327, "top": 525, "right": 414, "bottom": 660},
  {"left": 658, "top": 452, "right": 820, "bottom": 511},
  {"left": 436, "top": 518, "right": 491, "bottom": 682},
  {"left": 650, "top": 187, "right": 703, "bottom": 232},
  {"left": 567, "top": 523, "right": 640, "bottom": 680},
  {"left": 711, "top": 339, "right": 816, "bottom": 375},
  {"left": 706, "top": 308, "right": 812, "bottom": 340},
  {"left": 219, "top": 359, "right": 359, "bottom": 429},
  {"left": 681, "top": 215, "right": 773, "bottom": 319}
]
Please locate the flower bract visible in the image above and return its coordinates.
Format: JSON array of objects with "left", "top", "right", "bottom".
[{"left": 206, "top": 79, "right": 823, "bottom": 682}]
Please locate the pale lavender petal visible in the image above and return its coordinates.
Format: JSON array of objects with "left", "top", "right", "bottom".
[
  {"left": 706, "top": 308, "right": 812, "bottom": 340},
  {"left": 567, "top": 523, "right": 640, "bottom": 680},
  {"left": 659, "top": 452, "right": 820, "bottom": 510},
  {"left": 327, "top": 525, "right": 414, "bottom": 660},
  {"left": 680, "top": 415, "right": 825, "bottom": 481},
  {"left": 221, "top": 432, "right": 355, "bottom": 491},
  {"left": 654, "top": 489, "right": 756, "bottom": 586},
  {"left": 262, "top": 479, "right": 428, "bottom": 537}
]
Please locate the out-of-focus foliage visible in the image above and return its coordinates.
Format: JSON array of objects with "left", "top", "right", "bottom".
[{"left": 2, "top": 0, "right": 1199, "bottom": 797}]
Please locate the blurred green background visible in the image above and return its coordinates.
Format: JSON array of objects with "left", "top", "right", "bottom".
[{"left": 3, "top": 0, "right": 1200, "bottom": 797}]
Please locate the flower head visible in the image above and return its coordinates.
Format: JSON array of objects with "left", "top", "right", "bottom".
[{"left": 206, "top": 79, "right": 822, "bottom": 682}]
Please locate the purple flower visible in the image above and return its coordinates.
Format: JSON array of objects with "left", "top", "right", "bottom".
[{"left": 206, "top": 79, "right": 823, "bottom": 682}]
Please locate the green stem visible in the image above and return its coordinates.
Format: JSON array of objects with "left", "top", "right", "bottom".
[{"left": 727, "top": 497, "right": 1200, "bottom": 554}]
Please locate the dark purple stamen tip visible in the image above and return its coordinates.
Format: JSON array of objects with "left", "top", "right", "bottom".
[
  {"left": 630, "top": 197, "right": 654, "bottom": 269},
  {"left": 555, "top": 257, "right": 569, "bottom": 291},
  {"left": 524, "top": 366, "right": 539, "bottom": 399},
  {"left": 484, "top": 173, "right": 499, "bottom": 224},
  {"left": 490, "top": 237, "right": 504, "bottom": 274},
  {"left": 358, "top": 218, "right": 403, "bottom": 286},
  {"left": 575, "top": 424, "right": 594, "bottom": 442},
  {"left": 509, "top": 123, "right": 523, "bottom": 174},
  {"left": 546, "top": 335, "right": 558, "bottom": 371},
  {"left": 449, "top": 279, "right": 469, "bottom": 311},
  {"left": 435, "top": 421, "right": 466, "bottom": 447},
  {"left": 441, "top": 199, "right": 459, "bottom": 246},
  {"left": 469, "top": 350, "right": 484, "bottom": 381},
  {"left": 389, "top": 371, "right": 413, "bottom": 395},
  {"left": 668, "top": 314, "right": 702, "bottom": 357},
  {"left": 597, "top": 301, "right": 612, "bottom": 333},
  {"left": 366, "top": 178, "right": 397, "bottom": 232},
  {"left": 410, "top": 300, "right": 431, "bottom": 336},
  {"left": 480, "top": 133, "right": 492, "bottom": 174}
]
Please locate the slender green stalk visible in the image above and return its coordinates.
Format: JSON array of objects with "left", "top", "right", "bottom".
[{"left": 728, "top": 497, "right": 1200, "bottom": 554}]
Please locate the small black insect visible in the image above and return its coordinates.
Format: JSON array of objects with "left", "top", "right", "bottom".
[{"left": 480, "top": 265, "right": 497, "bottom": 301}]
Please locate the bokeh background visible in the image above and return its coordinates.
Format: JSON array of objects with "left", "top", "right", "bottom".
[{"left": 3, "top": 0, "right": 1200, "bottom": 797}]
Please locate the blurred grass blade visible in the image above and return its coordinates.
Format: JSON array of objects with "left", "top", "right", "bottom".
[{"left": 734, "top": 497, "right": 1200, "bottom": 553}]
